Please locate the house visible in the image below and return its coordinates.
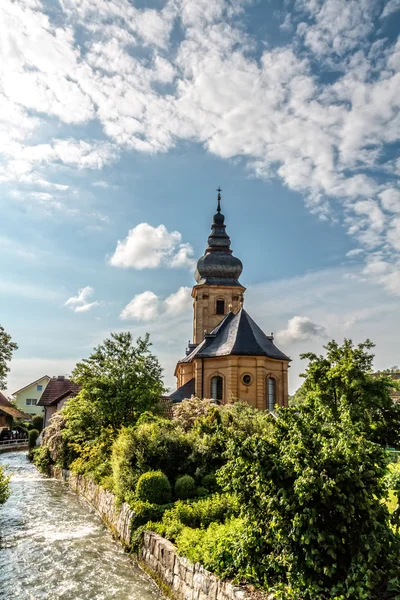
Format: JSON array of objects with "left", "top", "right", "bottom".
[
  {"left": 171, "top": 190, "right": 290, "bottom": 409},
  {"left": 12, "top": 375, "right": 51, "bottom": 418},
  {"left": 0, "top": 391, "right": 30, "bottom": 429},
  {"left": 37, "top": 376, "right": 80, "bottom": 427}
]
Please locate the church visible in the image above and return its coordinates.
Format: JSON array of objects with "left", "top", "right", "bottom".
[{"left": 170, "top": 189, "right": 291, "bottom": 410}]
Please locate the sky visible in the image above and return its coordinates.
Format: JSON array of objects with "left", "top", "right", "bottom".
[{"left": 1, "top": 0, "right": 400, "bottom": 396}]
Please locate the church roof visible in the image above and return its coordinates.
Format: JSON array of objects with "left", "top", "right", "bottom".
[
  {"left": 169, "top": 378, "right": 195, "bottom": 402},
  {"left": 194, "top": 190, "right": 243, "bottom": 287},
  {"left": 180, "top": 308, "right": 291, "bottom": 363}
]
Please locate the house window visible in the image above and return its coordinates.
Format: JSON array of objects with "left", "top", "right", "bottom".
[
  {"left": 267, "top": 378, "right": 276, "bottom": 411},
  {"left": 26, "top": 399, "right": 37, "bottom": 406},
  {"left": 37, "top": 385, "right": 43, "bottom": 392},
  {"left": 216, "top": 299, "right": 225, "bottom": 315},
  {"left": 211, "top": 376, "right": 223, "bottom": 402}
]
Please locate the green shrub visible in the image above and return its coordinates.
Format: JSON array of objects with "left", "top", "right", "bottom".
[
  {"left": 195, "top": 486, "right": 208, "bottom": 497},
  {"left": 130, "top": 500, "right": 172, "bottom": 530},
  {"left": 33, "top": 445, "right": 53, "bottom": 475},
  {"left": 175, "top": 518, "right": 246, "bottom": 580},
  {"left": 201, "top": 473, "right": 219, "bottom": 492},
  {"left": 0, "top": 465, "right": 10, "bottom": 505},
  {"left": 175, "top": 475, "right": 196, "bottom": 500},
  {"left": 136, "top": 471, "right": 171, "bottom": 505},
  {"left": 31, "top": 415, "right": 44, "bottom": 433},
  {"left": 28, "top": 429, "right": 39, "bottom": 450}
]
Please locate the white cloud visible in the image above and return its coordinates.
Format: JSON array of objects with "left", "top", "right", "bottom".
[
  {"left": 381, "top": 0, "right": 400, "bottom": 18},
  {"left": 65, "top": 286, "right": 99, "bottom": 313},
  {"left": 276, "top": 315, "right": 327, "bottom": 344},
  {"left": 120, "top": 290, "right": 160, "bottom": 321},
  {"left": 109, "top": 223, "right": 195, "bottom": 270},
  {"left": 120, "top": 286, "right": 192, "bottom": 321},
  {"left": 346, "top": 248, "right": 364, "bottom": 257}
]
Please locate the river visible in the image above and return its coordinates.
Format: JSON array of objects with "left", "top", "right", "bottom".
[{"left": 0, "top": 452, "right": 163, "bottom": 600}]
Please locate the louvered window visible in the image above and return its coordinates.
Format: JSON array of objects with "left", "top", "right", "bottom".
[
  {"left": 267, "top": 378, "right": 276, "bottom": 411},
  {"left": 211, "top": 376, "right": 223, "bottom": 401}
]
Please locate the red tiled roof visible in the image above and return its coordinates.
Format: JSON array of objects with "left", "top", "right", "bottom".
[
  {"left": 0, "top": 391, "right": 31, "bottom": 419},
  {"left": 38, "top": 377, "right": 80, "bottom": 406}
]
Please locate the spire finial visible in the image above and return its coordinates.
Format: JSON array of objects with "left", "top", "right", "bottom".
[{"left": 216, "top": 186, "right": 222, "bottom": 213}]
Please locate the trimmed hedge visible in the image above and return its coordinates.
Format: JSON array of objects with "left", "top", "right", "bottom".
[
  {"left": 136, "top": 471, "right": 171, "bottom": 505},
  {"left": 175, "top": 475, "right": 196, "bottom": 500}
]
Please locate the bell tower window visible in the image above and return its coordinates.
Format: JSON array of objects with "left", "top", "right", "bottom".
[
  {"left": 216, "top": 299, "right": 225, "bottom": 315},
  {"left": 211, "top": 376, "right": 223, "bottom": 402}
]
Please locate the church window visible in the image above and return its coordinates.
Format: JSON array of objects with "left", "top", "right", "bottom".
[
  {"left": 211, "top": 376, "right": 223, "bottom": 402},
  {"left": 267, "top": 377, "right": 276, "bottom": 411},
  {"left": 242, "top": 373, "right": 252, "bottom": 385},
  {"left": 216, "top": 299, "right": 225, "bottom": 315}
]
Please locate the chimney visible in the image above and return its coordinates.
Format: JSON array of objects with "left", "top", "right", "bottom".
[{"left": 57, "top": 375, "right": 65, "bottom": 381}]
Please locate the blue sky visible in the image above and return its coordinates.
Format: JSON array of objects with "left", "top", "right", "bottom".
[{"left": 1, "top": 0, "right": 400, "bottom": 395}]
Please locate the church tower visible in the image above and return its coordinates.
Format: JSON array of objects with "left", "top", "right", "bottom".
[
  {"left": 192, "top": 188, "right": 245, "bottom": 343},
  {"left": 171, "top": 189, "right": 290, "bottom": 409}
]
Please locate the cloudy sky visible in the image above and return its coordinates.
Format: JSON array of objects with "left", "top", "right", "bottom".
[{"left": 1, "top": 0, "right": 400, "bottom": 395}]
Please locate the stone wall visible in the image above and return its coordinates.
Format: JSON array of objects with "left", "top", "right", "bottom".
[{"left": 51, "top": 468, "right": 264, "bottom": 600}]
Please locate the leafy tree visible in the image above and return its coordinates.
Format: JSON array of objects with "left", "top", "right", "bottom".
[
  {"left": 219, "top": 402, "right": 400, "bottom": 599},
  {"left": 300, "top": 339, "right": 400, "bottom": 447},
  {"left": 0, "top": 325, "right": 18, "bottom": 390},
  {"left": 0, "top": 466, "right": 10, "bottom": 505},
  {"left": 72, "top": 332, "right": 164, "bottom": 431}
]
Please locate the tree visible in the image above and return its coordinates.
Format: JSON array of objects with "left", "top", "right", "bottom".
[
  {"left": 0, "top": 466, "right": 10, "bottom": 505},
  {"left": 219, "top": 402, "right": 400, "bottom": 599},
  {"left": 300, "top": 339, "right": 400, "bottom": 447},
  {"left": 72, "top": 332, "right": 164, "bottom": 431},
  {"left": 0, "top": 325, "right": 18, "bottom": 390}
]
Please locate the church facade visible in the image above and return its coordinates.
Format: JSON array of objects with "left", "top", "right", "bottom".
[{"left": 170, "top": 190, "right": 290, "bottom": 410}]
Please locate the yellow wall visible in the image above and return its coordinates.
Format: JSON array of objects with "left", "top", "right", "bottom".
[
  {"left": 13, "top": 376, "right": 49, "bottom": 417},
  {"left": 176, "top": 355, "right": 288, "bottom": 409},
  {"left": 192, "top": 284, "right": 245, "bottom": 344}
]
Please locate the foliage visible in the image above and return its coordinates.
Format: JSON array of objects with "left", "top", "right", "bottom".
[
  {"left": 201, "top": 473, "right": 219, "bottom": 493},
  {"left": 0, "top": 465, "right": 10, "bottom": 505},
  {"left": 386, "top": 463, "right": 400, "bottom": 532},
  {"left": 172, "top": 397, "right": 216, "bottom": 431},
  {"left": 72, "top": 332, "right": 164, "bottom": 431},
  {"left": 33, "top": 445, "right": 53, "bottom": 475},
  {"left": 0, "top": 324, "right": 18, "bottom": 390},
  {"left": 152, "top": 493, "right": 239, "bottom": 540},
  {"left": 174, "top": 518, "right": 246, "bottom": 580},
  {"left": 136, "top": 471, "right": 171, "bottom": 505},
  {"left": 300, "top": 339, "right": 400, "bottom": 447},
  {"left": 40, "top": 410, "right": 69, "bottom": 468},
  {"left": 175, "top": 475, "right": 196, "bottom": 500},
  {"left": 31, "top": 415, "right": 44, "bottom": 433},
  {"left": 111, "top": 419, "right": 193, "bottom": 502},
  {"left": 288, "top": 382, "right": 307, "bottom": 406},
  {"left": 130, "top": 500, "right": 172, "bottom": 529},
  {"left": 28, "top": 429, "right": 39, "bottom": 450},
  {"left": 219, "top": 401, "right": 400, "bottom": 600}
]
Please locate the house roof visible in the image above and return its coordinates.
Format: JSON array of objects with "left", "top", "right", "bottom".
[
  {"left": 38, "top": 377, "right": 80, "bottom": 406},
  {"left": 169, "top": 378, "right": 195, "bottom": 403},
  {"left": 180, "top": 309, "right": 291, "bottom": 363},
  {"left": 0, "top": 391, "right": 31, "bottom": 420},
  {"left": 13, "top": 375, "right": 50, "bottom": 396}
]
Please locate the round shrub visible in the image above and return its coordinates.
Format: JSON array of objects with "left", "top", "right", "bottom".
[
  {"left": 175, "top": 475, "right": 196, "bottom": 500},
  {"left": 136, "top": 471, "right": 171, "bottom": 505},
  {"left": 201, "top": 473, "right": 219, "bottom": 493},
  {"left": 195, "top": 486, "right": 208, "bottom": 498},
  {"left": 28, "top": 429, "right": 40, "bottom": 450}
]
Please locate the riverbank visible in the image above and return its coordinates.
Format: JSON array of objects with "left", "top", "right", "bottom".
[
  {"left": 0, "top": 452, "right": 163, "bottom": 600},
  {"left": 50, "top": 466, "right": 266, "bottom": 600}
]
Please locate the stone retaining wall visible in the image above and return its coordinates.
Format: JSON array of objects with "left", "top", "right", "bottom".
[{"left": 51, "top": 467, "right": 263, "bottom": 600}]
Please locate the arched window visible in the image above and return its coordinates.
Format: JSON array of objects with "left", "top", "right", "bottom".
[
  {"left": 267, "top": 377, "right": 276, "bottom": 411},
  {"left": 216, "top": 299, "right": 225, "bottom": 315},
  {"left": 211, "top": 376, "right": 223, "bottom": 402}
]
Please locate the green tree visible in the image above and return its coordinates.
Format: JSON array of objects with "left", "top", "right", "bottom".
[
  {"left": 72, "top": 332, "right": 164, "bottom": 431},
  {"left": 300, "top": 339, "right": 400, "bottom": 447},
  {"left": 0, "top": 466, "right": 10, "bottom": 505},
  {"left": 219, "top": 402, "right": 400, "bottom": 599},
  {"left": 0, "top": 325, "right": 18, "bottom": 390}
]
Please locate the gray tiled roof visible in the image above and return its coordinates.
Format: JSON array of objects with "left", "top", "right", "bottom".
[
  {"left": 180, "top": 309, "right": 291, "bottom": 363},
  {"left": 169, "top": 378, "right": 195, "bottom": 402}
]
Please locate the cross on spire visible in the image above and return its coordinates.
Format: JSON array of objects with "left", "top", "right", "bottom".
[{"left": 216, "top": 186, "right": 222, "bottom": 212}]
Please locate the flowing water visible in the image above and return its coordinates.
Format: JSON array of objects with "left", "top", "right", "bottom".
[{"left": 0, "top": 452, "right": 163, "bottom": 600}]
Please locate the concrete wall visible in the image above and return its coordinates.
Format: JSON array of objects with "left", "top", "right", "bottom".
[{"left": 50, "top": 468, "right": 266, "bottom": 600}]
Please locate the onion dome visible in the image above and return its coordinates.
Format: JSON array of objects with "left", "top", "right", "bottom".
[{"left": 194, "top": 189, "right": 243, "bottom": 286}]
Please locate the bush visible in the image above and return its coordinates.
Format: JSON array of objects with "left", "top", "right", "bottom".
[
  {"left": 175, "top": 475, "right": 196, "bottom": 500},
  {"left": 33, "top": 445, "right": 53, "bottom": 475},
  {"left": 219, "top": 403, "right": 400, "bottom": 599},
  {"left": 175, "top": 518, "right": 246, "bottom": 580},
  {"left": 201, "top": 473, "right": 219, "bottom": 493},
  {"left": 172, "top": 397, "right": 217, "bottom": 431},
  {"left": 130, "top": 500, "right": 172, "bottom": 530},
  {"left": 28, "top": 429, "right": 39, "bottom": 450},
  {"left": 31, "top": 415, "right": 44, "bottom": 433},
  {"left": 136, "top": 471, "right": 171, "bottom": 505},
  {"left": 0, "top": 465, "right": 10, "bottom": 505}
]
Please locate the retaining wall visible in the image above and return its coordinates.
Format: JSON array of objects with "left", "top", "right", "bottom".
[{"left": 51, "top": 467, "right": 266, "bottom": 600}]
